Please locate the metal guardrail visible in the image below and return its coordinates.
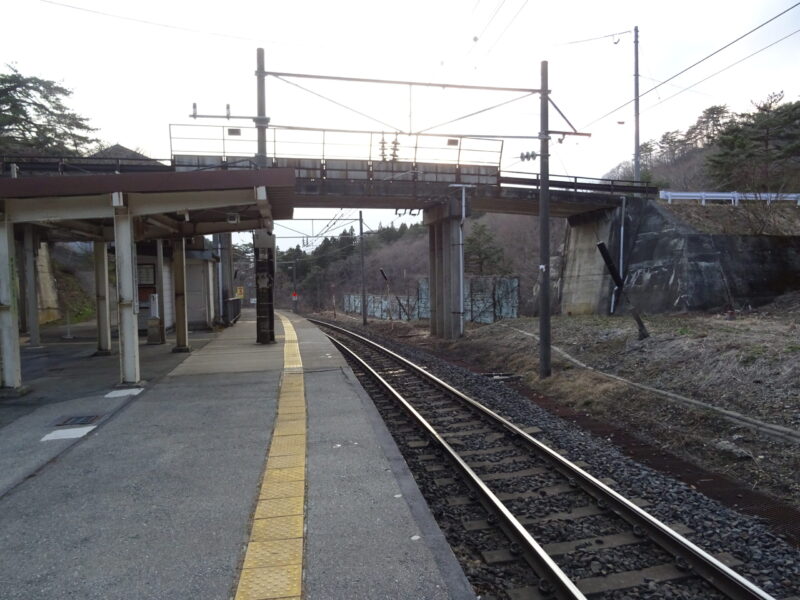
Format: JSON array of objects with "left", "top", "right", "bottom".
[
  {"left": 660, "top": 190, "right": 800, "bottom": 206},
  {"left": 1, "top": 155, "right": 173, "bottom": 176},
  {"left": 169, "top": 123, "right": 504, "bottom": 168}
]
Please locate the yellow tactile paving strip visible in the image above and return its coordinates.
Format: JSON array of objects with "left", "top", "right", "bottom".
[{"left": 235, "top": 314, "right": 305, "bottom": 600}]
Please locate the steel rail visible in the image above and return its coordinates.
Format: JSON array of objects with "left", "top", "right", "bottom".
[
  {"left": 312, "top": 319, "right": 776, "bottom": 600},
  {"left": 326, "top": 334, "right": 586, "bottom": 600}
]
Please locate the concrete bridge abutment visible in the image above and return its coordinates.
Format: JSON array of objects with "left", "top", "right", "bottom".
[{"left": 424, "top": 201, "right": 464, "bottom": 340}]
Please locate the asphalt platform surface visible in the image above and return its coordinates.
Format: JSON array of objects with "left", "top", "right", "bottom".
[{"left": 0, "top": 311, "right": 473, "bottom": 599}]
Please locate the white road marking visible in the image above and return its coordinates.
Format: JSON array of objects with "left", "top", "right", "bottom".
[
  {"left": 105, "top": 388, "right": 143, "bottom": 398},
  {"left": 41, "top": 426, "right": 96, "bottom": 441}
]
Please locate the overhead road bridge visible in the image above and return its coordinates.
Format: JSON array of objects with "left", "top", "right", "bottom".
[{"left": 0, "top": 148, "right": 656, "bottom": 392}]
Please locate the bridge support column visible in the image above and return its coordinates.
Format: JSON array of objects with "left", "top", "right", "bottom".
[
  {"left": 94, "top": 241, "right": 112, "bottom": 356},
  {"left": 113, "top": 203, "right": 141, "bottom": 385},
  {"left": 23, "top": 225, "right": 40, "bottom": 347},
  {"left": 153, "top": 239, "right": 166, "bottom": 344},
  {"left": 172, "top": 238, "right": 190, "bottom": 353},
  {"left": 0, "top": 216, "right": 24, "bottom": 392},
  {"left": 428, "top": 222, "right": 439, "bottom": 336},
  {"left": 254, "top": 229, "right": 275, "bottom": 344},
  {"left": 425, "top": 205, "right": 463, "bottom": 340}
]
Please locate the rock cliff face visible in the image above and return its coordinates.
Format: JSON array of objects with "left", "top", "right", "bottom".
[{"left": 561, "top": 200, "right": 800, "bottom": 314}]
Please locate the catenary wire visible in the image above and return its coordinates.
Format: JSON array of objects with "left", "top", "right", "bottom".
[
  {"left": 39, "top": 0, "right": 267, "bottom": 43},
  {"left": 582, "top": 1, "right": 800, "bottom": 128},
  {"left": 476, "top": 0, "right": 508, "bottom": 43},
  {"left": 415, "top": 92, "right": 534, "bottom": 134},
  {"left": 563, "top": 29, "right": 632, "bottom": 45},
  {"left": 644, "top": 27, "right": 800, "bottom": 112},
  {"left": 486, "top": 0, "right": 530, "bottom": 54},
  {"left": 272, "top": 75, "right": 403, "bottom": 133}
]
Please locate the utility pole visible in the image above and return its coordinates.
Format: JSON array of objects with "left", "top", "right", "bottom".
[
  {"left": 633, "top": 26, "right": 641, "bottom": 182},
  {"left": 539, "top": 61, "right": 552, "bottom": 379},
  {"left": 256, "top": 48, "right": 269, "bottom": 168},
  {"left": 254, "top": 48, "right": 274, "bottom": 343},
  {"left": 292, "top": 259, "right": 298, "bottom": 313},
  {"left": 360, "top": 211, "right": 367, "bottom": 326}
]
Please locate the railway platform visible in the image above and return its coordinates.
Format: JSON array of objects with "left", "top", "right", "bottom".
[{"left": 0, "top": 310, "right": 474, "bottom": 599}]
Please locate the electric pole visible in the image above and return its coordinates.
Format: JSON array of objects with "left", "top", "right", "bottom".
[
  {"left": 633, "top": 26, "right": 641, "bottom": 182},
  {"left": 539, "top": 61, "right": 552, "bottom": 379},
  {"left": 256, "top": 48, "right": 268, "bottom": 168},
  {"left": 360, "top": 211, "right": 367, "bottom": 326},
  {"left": 292, "top": 259, "right": 298, "bottom": 313},
  {"left": 254, "top": 48, "right": 274, "bottom": 343}
]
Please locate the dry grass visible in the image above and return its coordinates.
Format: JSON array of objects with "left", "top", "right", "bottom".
[{"left": 359, "top": 297, "right": 800, "bottom": 508}]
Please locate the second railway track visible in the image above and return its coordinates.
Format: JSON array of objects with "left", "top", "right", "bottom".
[{"left": 310, "top": 318, "right": 780, "bottom": 600}]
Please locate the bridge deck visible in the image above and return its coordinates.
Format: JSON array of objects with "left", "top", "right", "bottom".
[{"left": 255, "top": 158, "right": 655, "bottom": 219}]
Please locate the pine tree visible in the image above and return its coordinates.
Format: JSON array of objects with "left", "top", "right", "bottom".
[
  {"left": 1, "top": 66, "right": 97, "bottom": 155},
  {"left": 464, "top": 222, "right": 508, "bottom": 275},
  {"left": 707, "top": 94, "right": 800, "bottom": 193}
]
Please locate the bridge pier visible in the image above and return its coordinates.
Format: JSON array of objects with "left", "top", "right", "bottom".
[
  {"left": 93, "top": 241, "right": 112, "bottom": 355},
  {"left": 113, "top": 201, "right": 141, "bottom": 385},
  {"left": 425, "top": 203, "right": 463, "bottom": 340},
  {"left": 561, "top": 208, "right": 620, "bottom": 316}
]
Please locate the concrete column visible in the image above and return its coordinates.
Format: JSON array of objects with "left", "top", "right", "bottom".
[
  {"left": 94, "top": 241, "right": 112, "bottom": 355},
  {"left": 23, "top": 225, "right": 40, "bottom": 346},
  {"left": 434, "top": 221, "right": 445, "bottom": 337},
  {"left": 113, "top": 206, "right": 140, "bottom": 384},
  {"left": 441, "top": 219, "right": 455, "bottom": 338},
  {"left": 206, "top": 262, "right": 215, "bottom": 329},
  {"left": 447, "top": 215, "right": 463, "bottom": 339},
  {"left": 153, "top": 239, "right": 166, "bottom": 343},
  {"left": 172, "top": 238, "right": 190, "bottom": 352},
  {"left": 0, "top": 216, "right": 24, "bottom": 391},
  {"left": 428, "top": 223, "right": 438, "bottom": 336},
  {"left": 427, "top": 215, "right": 463, "bottom": 340}
]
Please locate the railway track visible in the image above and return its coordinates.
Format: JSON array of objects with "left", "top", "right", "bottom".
[{"left": 310, "top": 319, "right": 776, "bottom": 600}]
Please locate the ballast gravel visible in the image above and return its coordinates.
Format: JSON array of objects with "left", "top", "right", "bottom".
[{"left": 335, "top": 322, "right": 800, "bottom": 599}]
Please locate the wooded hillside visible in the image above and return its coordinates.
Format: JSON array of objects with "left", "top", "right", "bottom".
[
  {"left": 605, "top": 94, "right": 800, "bottom": 193},
  {"left": 270, "top": 214, "right": 565, "bottom": 316}
]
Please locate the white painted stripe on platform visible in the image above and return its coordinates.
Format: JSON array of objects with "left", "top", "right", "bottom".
[
  {"left": 41, "top": 426, "right": 96, "bottom": 441},
  {"left": 105, "top": 388, "right": 143, "bottom": 398}
]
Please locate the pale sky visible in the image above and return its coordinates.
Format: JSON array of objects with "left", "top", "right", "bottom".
[{"left": 4, "top": 0, "right": 799, "bottom": 248}]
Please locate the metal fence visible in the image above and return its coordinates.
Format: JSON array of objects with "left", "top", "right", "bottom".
[
  {"left": 169, "top": 124, "right": 504, "bottom": 168},
  {"left": 343, "top": 276, "right": 519, "bottom": 323}
]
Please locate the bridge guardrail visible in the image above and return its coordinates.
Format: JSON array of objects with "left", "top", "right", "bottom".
[{"left": 660, "top": 190, "right": 800, "bottom": 206}]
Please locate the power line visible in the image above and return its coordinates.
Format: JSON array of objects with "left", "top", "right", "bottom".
[
  {"left": 486, "top": 0, "right": 530, "bottom": 54},
  {"left": 476, "top": 0, "right": 508, "bottom": 42},
  {"left": 274, "top": 222, "right": 311, "bottom": 237},
  {"left": 639, "top": 74, "right": 713, "bottom": 97},
  {"left": 39, "top": 0, "right": 266, "bottom": 43},
  {"left": 272, "top": 75, "right": 402, "bottom": 132},
  {"left": 644, "top": 26, "right": 800, "bottom": 112},
  {"left": 583, "top": 2, "right": 800, "bottom": 128},
  {"left": 415, "top": 92, "right": 534, "bottom": 134},
  {"left": 563, "top": 29, "right": 631, "bottom": 45}
]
